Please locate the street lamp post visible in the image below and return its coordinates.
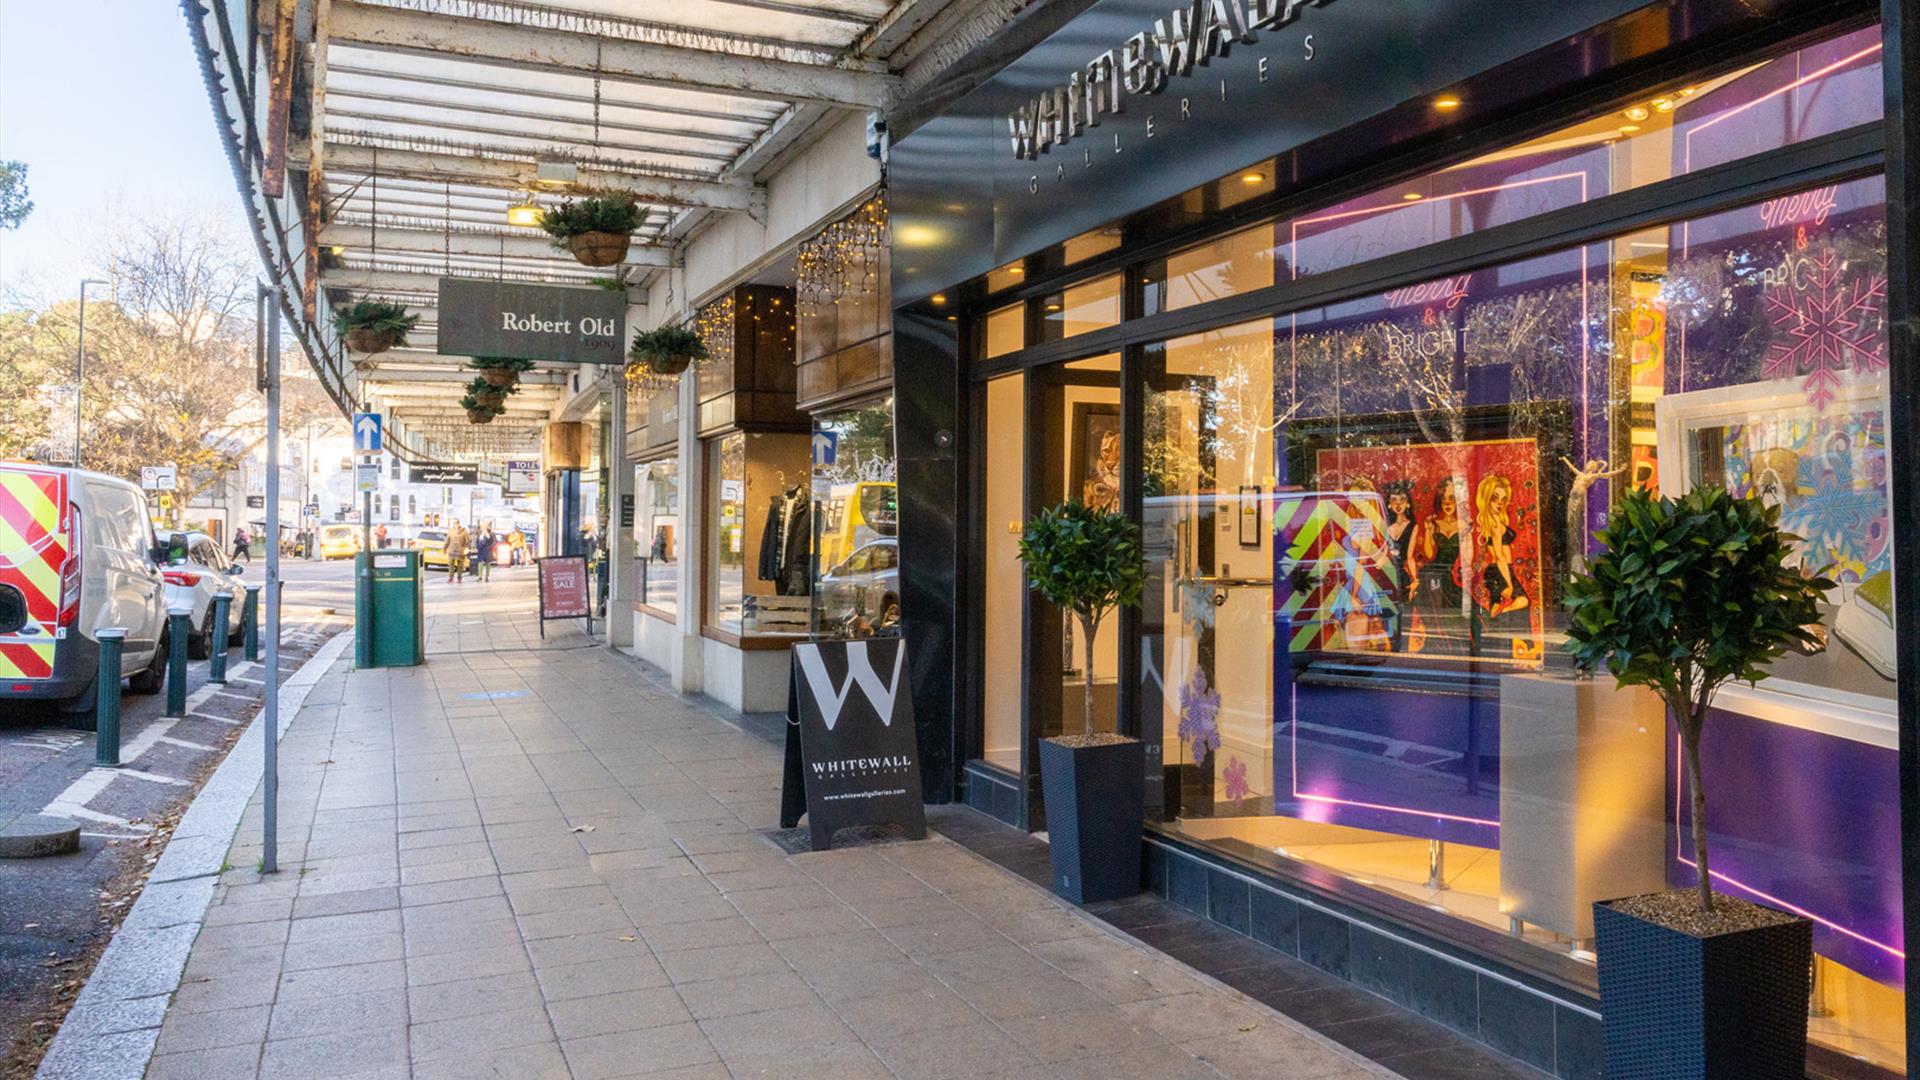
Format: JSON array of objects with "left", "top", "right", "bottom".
[{"left": 72, "top": 278, "right": 107, "bottom": 468}]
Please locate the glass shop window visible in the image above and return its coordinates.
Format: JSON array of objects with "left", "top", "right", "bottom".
[
  {"left": 984, "top": 302, "right": 1025, "bottom": 359},
  {"left": 981, "top": 372, "right": 1027, "bottom": 774},
  {"left": 1149, "top": 173, "right": 1900, "bottom": 1069},
  {"left": 1038, "top": 273, "right": 1123, "bottom": 344},
  {"left": 634, "top": 456, "right": 679, "bottom": 618},
  {"left": 811, "top": 396, "right": 899, "bottom": 638},
  {"left": 705, "top": 431, "right": 813, "bottom": 638}
]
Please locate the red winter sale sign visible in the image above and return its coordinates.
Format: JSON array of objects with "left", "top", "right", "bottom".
[{"left": 539, "top": 556, "right": 590, "bottom": 619}]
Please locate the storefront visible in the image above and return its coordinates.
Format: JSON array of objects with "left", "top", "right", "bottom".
[{"left": 890, "top": 1, "right": 1912, "bottom": 1075}]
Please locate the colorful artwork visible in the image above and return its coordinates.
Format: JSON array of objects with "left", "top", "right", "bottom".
[
  {"left": 1305, "top": 438, "right": 1545, "bottom": 663},
  {"left": 1271, "top": 491, "right": 1398, "bottom": 654},
  {"left": 1760, "top": 244, "right": 1887, "bottom": 411},
  {"left": 1178, "top": 670, "right": 1222, "bottom": 761},
  {"left": 1710, "top": 407, "right": 1891, "bottom": 586}
]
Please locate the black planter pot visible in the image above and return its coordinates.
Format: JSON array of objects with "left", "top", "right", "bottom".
[
  {"left": 1038, "top": 737, "right": 1143, "bottom": 904},
  {"left": 1593, "top": 895, "right": 1812, "bottom": 1080}
]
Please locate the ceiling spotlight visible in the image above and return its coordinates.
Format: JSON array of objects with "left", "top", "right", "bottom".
[
  {"left": 1623, "top": 105, "right": 1651, "bottom": 122},
  {"left": 1402, "top": 192, "right": 1424, "bottom": 201},
  {"left": 1652, "top": 98, "right": 1676, "bottom": 113},
  {"left": 1433, "top": 95, "right": 1462, "bottom": 111},
  {"left": 1009, "top": 266, "right": 1024, "bottom": 276},
  {"left": 931, "top": 293, "right": 947, "bottom": 305},
  {"left": 1044, "top": 302, "right": 1062, "bottom": 312},
  {"left": 1618, "top": 124, "right": 1641, "bottom": 134},
  {"left": 1240, "top": 172, "right": 1265, "bottom": 186},
  {"left": 506, "top": 198, "right": 542, "bottom": 227}
]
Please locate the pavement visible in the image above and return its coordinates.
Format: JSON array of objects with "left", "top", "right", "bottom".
[
  {"left": 35, "top": 568, "right": 1400, "bottom": 1080},
  {"left": 0, "top": 558, "right": 351, "bottom": 1076}
]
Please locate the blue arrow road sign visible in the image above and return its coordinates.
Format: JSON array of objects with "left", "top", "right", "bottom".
[
  {"left": 353, "top": 412, "right": 382, "bottom": 454},
  {"left": 812, "top": 431, "right": 837, "bottom": 468}
]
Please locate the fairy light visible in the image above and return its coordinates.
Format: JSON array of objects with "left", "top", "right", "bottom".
[{"left": 796, "top": 191, "right": 888, "bottom": 321}]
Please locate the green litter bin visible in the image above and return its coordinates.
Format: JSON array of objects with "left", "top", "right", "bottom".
[{"left": 355, "top": 549, "right": 424, "bottom": 668}]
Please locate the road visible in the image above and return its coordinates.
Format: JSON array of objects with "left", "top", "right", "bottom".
[{"left": 0, "top": 556, "right": 356, "bottom": 1077}]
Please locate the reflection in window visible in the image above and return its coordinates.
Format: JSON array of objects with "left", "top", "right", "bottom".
[
  {"left": 982, "top": 373, "right": 1026, "bottom": 773},
  {"left": 985, "top": 303, "right": 1025, "bottom": 359},
  {"left": 1039, "top": 273, "right": 1122, "bottom": 343},
  {"left": 634, "top": 457, "right": 679, "bottom": 617},
  {"left": 812, "top": 396, "right": 899, "bottom": 638}
]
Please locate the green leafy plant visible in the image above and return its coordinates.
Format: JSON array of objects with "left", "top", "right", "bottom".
[
  {"left": 459, "top": 393, "right": 505, "bottom": 418},
  {"left": 1017, "top": 501, "right": 1146, "bottom": 739},
  {"left": 331, "top": 299, "right": 418, "bottom": 341},
  {"left": 464, "top": 376, "right": 513, "bottom": 404},
  {"left": 591, "top": 277, "right": 625, "bottom": 291},
  {"left": 628, "top": 325, "right": 708, "bottom": 374},
  {"left": 539, "top": 194, "right": 643, "bottom": 242},
  {"left": 1564, "top": 485, "right": 1830, "bottom": 912},
  {"left": 468, "top": 356, "right": 536, "bottom": 373}
]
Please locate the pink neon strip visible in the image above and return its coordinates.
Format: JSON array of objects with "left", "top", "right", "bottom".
[
  {"left": 1293, "top": 791, "right": 1500, "bottom": 829},
  {"left": 1671, "top": 733, "right": 1904, "bottom": 961},
  {"left": 1682, "top": 43, "right": 1884, "bottom": 173}
]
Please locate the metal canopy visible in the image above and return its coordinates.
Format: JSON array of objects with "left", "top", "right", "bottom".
[{"left": 188, "top": 0, "right": 979, "bottom": 465}]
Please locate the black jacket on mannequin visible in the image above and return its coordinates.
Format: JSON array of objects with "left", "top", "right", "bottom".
[{"left": 757, "top": 489, "right": 811, "bottom": 596}]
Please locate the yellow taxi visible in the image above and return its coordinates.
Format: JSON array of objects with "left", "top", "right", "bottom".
[
  {"left": 411, "top": 529, "right": 450, "bottom": 569},
  {"left": 317, "top": 524, "right": 363, "bottom": 560}
]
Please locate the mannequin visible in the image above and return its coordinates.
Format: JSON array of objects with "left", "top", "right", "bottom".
[{"left": 758, "top": 470, "right": 812, "bottom": 596}]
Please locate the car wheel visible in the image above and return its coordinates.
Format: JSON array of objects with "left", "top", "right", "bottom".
[
  {"left": 188, "top": 609, "right": 213, "bottom": 660},
  {"left": 127, "top": 631, "right": 166, "bottom": 695},
  {"left": 57, "top": 679, "right": 99, "bottom": 732}
]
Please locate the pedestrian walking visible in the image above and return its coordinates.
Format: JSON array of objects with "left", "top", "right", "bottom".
[
  {"left": 231, "top": 527, "right": 252, "bottom": 564},
  {"left": 445, "top": 520, "right": 470, "bottom": 584},
  {"left": 475, "top": 523, "right": 496, "bottom": 582},
  {"left": 374, "top": 523, "right": 389, "bottom": 549},
  {"left": 508, "top": 528, "right": 526, "bottom": 566}
]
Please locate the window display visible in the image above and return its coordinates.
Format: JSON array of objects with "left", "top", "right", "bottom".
[
  {"left": 633, "top": 457, "right": 678, "bottom": 617},
  {"left": 705, "top": 430, "right": 812, "bottom": 637}
]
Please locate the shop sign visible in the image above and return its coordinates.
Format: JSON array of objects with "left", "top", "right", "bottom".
[
  {"left": 437, "top": 277, "right": 627, "bottom": 365},
  {"left": 506, "top": 459, "right": 540, "bottom": 495},
  {"left": 410, "top": 463, "right": 479, "bottom": 486},
  {"left": 781, "top": 638, "right": 927, "bottom": 850},
  {"left": 1008, "top": 0, "right": 1337, "bottom": 161}
]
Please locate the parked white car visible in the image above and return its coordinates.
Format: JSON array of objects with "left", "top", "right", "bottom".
[
  {"left": 160, "top": 530, "right": 247, "bottom": 659},
  {"left": 0, "top": 463, "right": 169, "bottom": 728}
]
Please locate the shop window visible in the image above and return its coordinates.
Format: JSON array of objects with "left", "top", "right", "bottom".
[
  {"left": 986, "top": 261, "right": 1027, "bottom": 294},
  {"left": 1061, "top": 225, "right": 1123, "bottom": 265},
  {"left": 1146, "top": 173, "right": 1899, "bottom": 1069},
  {"left": 811, "top": 396, "right": 898, "bottom": 638},
  {"left": 984, "top": 303, "right": 1025, "bottom": 359},
  {"left": 1038, "top": 273, "right": 1123, "bottom": 343},
  {"left": 1144, "top": 224, "right": 1278, "bottom": 316},
  {"left": 981, "top": 372, "right": 1026, "bottom": 773},
  {"left": 705, "top": 430, "right": 813, "bottom": 638},
  {"left": 634, "top": 456, "right": 679, "bottom": 618}
]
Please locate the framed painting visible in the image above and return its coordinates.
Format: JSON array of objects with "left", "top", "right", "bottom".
[{"left": 1068, "top": 402, "right": 1122, "bottom": 513}]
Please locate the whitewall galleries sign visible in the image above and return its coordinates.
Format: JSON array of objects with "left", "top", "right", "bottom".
[
  {"left": 436, "top": 278, "right": 627, "bottom": 365},
  {"left": 1007, "top": 0, "right": 1337, "bottom": 161},
  {"left": 781, "top": 638, "right": 927, "bottom": 850}
]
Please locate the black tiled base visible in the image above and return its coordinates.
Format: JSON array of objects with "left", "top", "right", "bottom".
[{"left": 927, "top": 805, "right": 1556, "bottom": 1080}]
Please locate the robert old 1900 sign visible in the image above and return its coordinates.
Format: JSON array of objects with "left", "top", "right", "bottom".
[{"left": 437, "top": 277, "right": 626, "bottom": 365}]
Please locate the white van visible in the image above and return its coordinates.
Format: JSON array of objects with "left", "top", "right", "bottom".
[{"left": 0, "top": 463, "right": 170, "bottom": 727}]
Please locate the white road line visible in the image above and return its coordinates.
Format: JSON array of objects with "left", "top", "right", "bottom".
[
  {"left": 186, "top": 713, "right": 241, "bottom": 726},
  {"left": 114, "top": 769, "right": 188, "bottom": 787},
  {"left": 155, "top": 736, "right": 217, "bottom": 752},
  {"left": 212, "top": 691, "right": 252, "bottom": 702}
]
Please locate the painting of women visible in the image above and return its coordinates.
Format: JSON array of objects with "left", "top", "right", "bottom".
[{"left": 1404, "top": 477, "right": 1470, "bottom": 655}]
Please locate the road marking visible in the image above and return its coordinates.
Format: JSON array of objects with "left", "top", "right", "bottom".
[
  {"left": 232, "top": 677, "right": 264, "bottom": 686},
  {"left": 156, "top": 736, "right": 217, "bottom": 752},
  {"left": 186, "top": 713, "right": 241, "bottom": 726},
  {"left": 212, "top": 691, "right": 253, "bottom": 703},
  {"left": 115, "top": 768, "right": 188, "bottom": 787}
]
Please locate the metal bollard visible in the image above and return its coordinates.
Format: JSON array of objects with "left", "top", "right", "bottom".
[
  {"left": 243, "top": 584, "right": 261, "bottom": 662},
  {"left": 209, "top": 593, "right": 232, "bottom": 684},
  {"left": 165, "top": 606, "right": 191, "bottom": 718},
  {"left": 95, "top": 628, "right": 126, "bottom": 767}
]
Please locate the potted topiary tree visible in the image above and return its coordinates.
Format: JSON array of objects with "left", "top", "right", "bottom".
[
  {"left": 540, "top": 194, "right": 642, "bottom": 267},
  {"left": 469, "top": 356, "right": 535, "bottom": 390},
  {"left": 333, "top": 300, "right": 419, "bottom": 356},
  {"left": 1565, "top": 485, "right": 1831, "bottom": 1080},
  {"left": 628, "top": 325, "right": 708, "bottom": 378},
  {"left": 460, "top": 394, "right": 504, "bottom": 425},
  {"left": 1017, "top": 500, "right": 1146, "bottom": 904}
]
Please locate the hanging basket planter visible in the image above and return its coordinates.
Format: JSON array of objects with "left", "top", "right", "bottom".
[
  {"left": 628, "top": 325, "right": 709, "bottom": 379},
  {"left": 470, "top": 357, "right": 535, "bottom": 389},
  {"left": 465, "top": 376, "right": 510, "bottom": 410},
  {"left": 566, "top": 231, "right": 632, "bottom": 268},
  {"left": 541, "top": 194, "right": 643, "bottom": 268},
  {"left": 460, "top": 392, "right": 505, "bottom": 425},
  {"left": 333, "top": 300, "right": 419, "bottom": 356}
]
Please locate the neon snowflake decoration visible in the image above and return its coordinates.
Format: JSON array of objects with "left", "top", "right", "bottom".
[
  {"left": 1762, "top": 247, "right": 1887, "bottom": 410},
  {"left": 1222, "top": 756, "right": 1250, "bottom": 802},
  {"left": 1177, "top": 670, "right": 1221, "bottom": 761}
]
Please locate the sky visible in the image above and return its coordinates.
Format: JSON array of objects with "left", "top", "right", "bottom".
[{"left": 0, "top": 0, "right": 247, "bottom": 300}]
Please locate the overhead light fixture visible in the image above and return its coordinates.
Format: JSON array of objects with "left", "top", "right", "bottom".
[
  {"left": 1623, "top": 105, "right": 1651, "bottom": 122},
  {"left": 1402, "top": 192, "right": 1424, "bottom": 201},
  {"left": 1009, "top": 266, "right": 1024, "bottom": 276},
  {"left": 1652, "top": 98, "right": 1676, "bottom": 113},
  {"left": 506, "top": 197, "right": 542, "bottom": 227},
  {"left": 328, "top": 244, "right": 345, "bottom": 256},
  {"left": 1240, "top": 172, "right": 1265, "bottom": 186},
  {"left": 1044, "top": 302, "right": 1062, "bottom": 312},
  {"left": 930, "top": 293, "right": 947, "bottom": 305},
  {"left": 1618, "top": 124, "right": 1641, "bottom": 134},
  {"left": 1433, "top": 94, "right": 1462, "bottom": 111}
]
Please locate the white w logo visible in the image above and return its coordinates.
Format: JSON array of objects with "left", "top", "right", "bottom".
[{"left": 797, "top": 642, "right": 906, "bottom": 732}]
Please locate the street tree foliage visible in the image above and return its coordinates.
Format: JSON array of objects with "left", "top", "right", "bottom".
[
  {"left": 0, "top": 161, "right": 31, "bottom": 229},
  {"left": 1564, "top": 485, "right": 1830, "bottom": 912},
  {"left": 0, "top": 214, "right": 335, "bottom": 521}
]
